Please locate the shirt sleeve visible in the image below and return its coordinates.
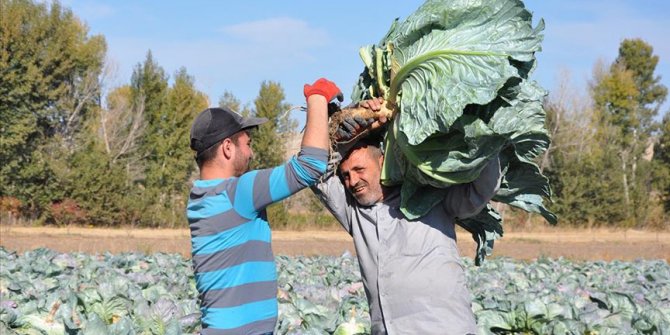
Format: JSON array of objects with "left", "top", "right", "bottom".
[
  {"left": 310, "top": 152, "right": 353, "bottom": 234},
  {"left": 233, "top": 146, "right": 328, "bottom": 219},
  {"left": 442, "top": 156, "right": 502, "bottom": 219}
]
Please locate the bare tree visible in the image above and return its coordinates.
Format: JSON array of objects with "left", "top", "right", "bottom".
[
  {"left": 544, "top": 68, "right": 595, "bottom": 170},
  {"left": 96, "top": 84, "right": 147, "bottom": 184},
  {"left": 57, "top": 62, "right": 115, "bottom": 151}
]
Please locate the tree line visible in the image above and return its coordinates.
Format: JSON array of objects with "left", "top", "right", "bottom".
[
  {"left": 543, "top": 39, "right": 669, "bottom": 229},
  {"left": 1, "top": 0, "right": 668, "bottom": 228}
]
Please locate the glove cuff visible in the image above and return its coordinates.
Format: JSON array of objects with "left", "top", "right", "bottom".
[{"left": 304, "top": 88, "right": 330, "bottom": 101}]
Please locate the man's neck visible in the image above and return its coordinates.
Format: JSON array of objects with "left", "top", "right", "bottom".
[{"left": 199, "top": 166, "right": 234, "bottom": 180}]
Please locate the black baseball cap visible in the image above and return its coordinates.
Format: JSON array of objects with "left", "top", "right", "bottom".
[{"left": 190, "top": 107, "right": 268, "bottom": 154}]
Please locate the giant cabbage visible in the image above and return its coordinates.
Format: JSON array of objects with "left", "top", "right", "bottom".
[{"left": 348, "top": 0, "right": 556, "bottom": 264}]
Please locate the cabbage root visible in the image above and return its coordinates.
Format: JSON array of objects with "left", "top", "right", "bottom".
[{"left": 328, "top": 103, "right": 395, "bottom": 144}]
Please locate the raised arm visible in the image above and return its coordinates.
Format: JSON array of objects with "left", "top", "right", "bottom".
[
  {"left": 302, "top": 78, "right": 342, "bottom": 150},
  {"left": 311, "top": 152, "right": 354, "bottom": 234},
  {"left": 310, "top": 97, "right": 388, "bottom": 234},
  {"left": 442, "top": 156, "right": 502, "bottom": 219},
  {"left": 233, "top": 78, "right": 342, "bottom": 218}
]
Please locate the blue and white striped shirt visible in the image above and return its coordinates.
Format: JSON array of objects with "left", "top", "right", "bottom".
[{"left": 187, "top": 147, "right": 328, "bottom": 335}]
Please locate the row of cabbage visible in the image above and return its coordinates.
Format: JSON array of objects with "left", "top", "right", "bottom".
[{"left": 1, "top": 247, "right": 668, "bottom": 334}]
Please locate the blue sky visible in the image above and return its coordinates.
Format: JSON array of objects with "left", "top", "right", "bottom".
[{"left": 64, "top": 0, "right": 670, "bottom": 124}]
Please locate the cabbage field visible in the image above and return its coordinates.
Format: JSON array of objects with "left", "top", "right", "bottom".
[{"left": 1, "top": 247, "right": 669, "bottom": 334}]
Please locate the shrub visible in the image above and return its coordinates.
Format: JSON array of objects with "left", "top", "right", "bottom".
[{"left": 49, "top": 199, "right": 88, "bottom": 226}]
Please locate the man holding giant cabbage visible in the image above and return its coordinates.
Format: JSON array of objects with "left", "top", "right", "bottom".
[
  {"left": 313, "top": 97, "right": 499, "bottom": 334},
  {"left": 312, "top": 0, "right": 555, "bottom": 333}
]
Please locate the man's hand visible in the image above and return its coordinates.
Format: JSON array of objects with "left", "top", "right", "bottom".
[
  {"left": 304, "top": 78, "right": 344, "bottom": 103},
  {"left": 336, "top": 116, "right": 374, "bottom": 141},
  {"left": 336, "top": 97, "right": 388, "bottom": 141},
  {"left": 302, "top": 78, "right": 339, "bottom": 151}
]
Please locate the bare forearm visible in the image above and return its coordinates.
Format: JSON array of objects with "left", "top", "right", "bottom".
[{"left": 301, "top": 95, "right": 329, "bottom": 150}]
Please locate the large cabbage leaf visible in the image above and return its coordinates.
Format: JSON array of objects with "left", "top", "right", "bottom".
[
  {"left": 354, "top": 0, "right": 543, "bottom": 144},
  {"left": 350, "top": 0, "right": 555, "bottom": 264}
]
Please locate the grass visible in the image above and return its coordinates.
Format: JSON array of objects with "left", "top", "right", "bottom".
[{"left": 270, "top": 212, "right": 341, "bottom": 231}]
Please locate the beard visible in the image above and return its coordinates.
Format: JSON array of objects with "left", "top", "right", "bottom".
[
  {"left": 350, "top": 181, "right": 383, "bottom": 207},
  {"left": 232, "top": 154, "right": 250, "bottom": 176}
]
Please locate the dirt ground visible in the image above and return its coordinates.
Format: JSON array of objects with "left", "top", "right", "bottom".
[{"left": 1, "top": 226, "right": 668, "bottom": 262}]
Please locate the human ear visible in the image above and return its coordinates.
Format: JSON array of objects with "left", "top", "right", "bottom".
[{"left": 222, "top": 138, "right": 234, "bottom": 159}]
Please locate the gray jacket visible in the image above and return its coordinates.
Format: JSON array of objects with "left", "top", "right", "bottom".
[{"left": 311, "top": 156, "right": 501, "bottom": 335}]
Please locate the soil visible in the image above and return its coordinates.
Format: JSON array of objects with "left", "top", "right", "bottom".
[{"left": 1, "top": 226, "right": 668, "bottom": 262}]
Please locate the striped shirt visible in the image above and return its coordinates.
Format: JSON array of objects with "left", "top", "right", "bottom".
[{"left": 187, "top": 147, "right": 327, "bottom": 335}]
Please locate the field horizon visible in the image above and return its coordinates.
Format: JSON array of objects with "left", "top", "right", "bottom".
[{"left": 1, "top": 225, "right": 668, "bottom": 262}]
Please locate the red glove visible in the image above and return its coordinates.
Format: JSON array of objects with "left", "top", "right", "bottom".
[{"left": 303, "top": 78, "right": 344, "bottom": 102}]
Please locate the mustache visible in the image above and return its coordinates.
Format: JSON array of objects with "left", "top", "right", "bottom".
[{"left": 349, "top": 181, "right": 367, "bottom": 193}]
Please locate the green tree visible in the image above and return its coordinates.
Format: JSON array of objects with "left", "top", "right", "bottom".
[
  {"left": 617, "top": 39, "right": 669, "bottom": 225},
  {"left": 126, "top": 53, "right": 168, "bottom": 225},
  {"left": 65, "top": 85, "right": 148, "bottom": 226},
  {"left": 616, "top": 39, "right": 668, "bottom": 124},
  {"left": 131, "top": 51, "right": 169, "bottom": 163},
  {"left": 54, "top": 141, "right": 138, "bottom": 226},
  {"left": 655, "top": 112, "right": 670, "bottom": 214},
  {"left": 147, "top": 68, "right": 207, "bottom": 194},
  {"left": 250, "top": 81, "right": 293, "bottom": 169},
  {"left": 130, "top": 60, "right": 208, "bottom": 227},
  {"left": 57, "top": 64, "right": 209, "bottom": 227},
  {"left": 590, "top": 39, "right": 667, "bottom": 226},
  {"left": 544, "top": 75, "right": 627, "bottom": 226},
  {"left": 247, "top": 81, "right": 298, "bottom": 228},
  {"left": 614, "top": 39, "right": 667, "bottom": 225},
  {"left": 0, "top": 0, "right": 106, "bottom": 217},
  {"left": 591, "top": 61, "right": 643, "bottom": 226},
  {"left": 219, "top": 91, "right": 252, "bottom": 117}
]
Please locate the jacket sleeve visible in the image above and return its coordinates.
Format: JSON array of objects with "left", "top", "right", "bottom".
[
  {"left": 310, "top": 152, "right": 353, "bottom": 234},
  {"left": 233, "top": 147, "right": 328, "bottom": 218},
  {"left": 442, "top": 156, "right": 502, "bottom": 219}
]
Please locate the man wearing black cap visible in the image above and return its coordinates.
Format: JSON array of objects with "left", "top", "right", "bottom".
[{"left": 187, "top": 78, "right": 342, "bottom": 335}]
